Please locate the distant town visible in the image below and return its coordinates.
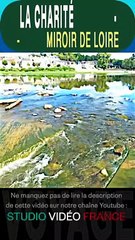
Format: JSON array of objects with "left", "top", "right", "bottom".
[
  {"left": 0, "top": 53, "right": 95, "bottom": 71},
  {"left": 0, "top": 53, "right": 134, "bottom": 71}
]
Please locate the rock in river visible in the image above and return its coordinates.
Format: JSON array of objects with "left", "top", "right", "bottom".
[
  {"left": 72, "top": 94, "right": 77, "bottom": 96},
  {"left": 38, "top": 92, "right": 49, "bottom": 97},
  {"left": 44, "top": 104, "right": 53, "bottom": 110},
  {"left": 113, "top": 145, "right": 125, "bottom": 156},
  {"left": 100, "top": 168, "right": 109, "bottom": 177},
  {"left": 38, "top": 92, "right": 54, "bottom": 97},
  {"left": 40, "top": 119, "right": 46, "bottom": 123},
  {"left": 60, "top": 106, "right": 67, "bottom": 111},
  {"left": 44, "top": 162, "right": 62, "bottom": 176},
  {"left": 54, "top": 114, "right": 62, "bottom": 118},
  {"left": 64, "top": 120, "right": 78, "bottom": 125},
  {"left": 54, "top": 108, "right": 62, "bottom": 113}
]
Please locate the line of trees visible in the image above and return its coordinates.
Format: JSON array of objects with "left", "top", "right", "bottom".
[
  {"left": 121, "top": 54, "right": 135, "bottom": 70},
  {"left": 57, "top": 53, "right": 98, "bottom": 62},
  {"left": 57, "top": 53, "right": 135, "bottom": 70}
]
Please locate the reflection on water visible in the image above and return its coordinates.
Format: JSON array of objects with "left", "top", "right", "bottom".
[{"left": 0, "top": 74, "right": 135, "bottom": 188}]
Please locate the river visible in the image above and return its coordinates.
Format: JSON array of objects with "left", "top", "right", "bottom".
[{"left": 0, "top": 74, "right": 135, "bottom": 188}]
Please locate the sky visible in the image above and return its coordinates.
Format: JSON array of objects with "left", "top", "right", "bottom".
[
  {"left": 103, "top": 53, "right": 132, "bottom": 60},
  {"left": 86, "top": 53, "right": 132, "bottom": 60}
]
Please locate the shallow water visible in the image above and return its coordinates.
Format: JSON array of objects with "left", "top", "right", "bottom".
[{"left": 0, "top": 74, "right": 135, "bottom": 188}]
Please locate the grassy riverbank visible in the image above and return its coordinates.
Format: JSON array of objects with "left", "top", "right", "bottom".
[
  {"left": 0, "top": 67, "right": 135, "bottom": 77},
  {"left": 108, "top": 142, "right": 135, "bottom": 188},
  {"left": 0, "top": 66, "right": 75, "bottom": 77}
]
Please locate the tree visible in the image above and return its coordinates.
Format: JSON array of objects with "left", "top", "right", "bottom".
[
  {"left": 11, "top": 60, "right": 16, "bottom": 66},
  {"left": 131, "top": 54, "right": 135, "bottom": 60},
  {"left": 2, "top": 60, "right": 8, "bottom": 66},
  {"left": 122, "top": 58, "right": 135, "bottom": 70},
  {"left": 97, "top": 53, "right": 111, "bottom": 70},
  {"left": 57, "top": 53, "right": 98, "bottom": 62},
  {"left": 112, "top": 59, "right": 122, "bottom": 68}
]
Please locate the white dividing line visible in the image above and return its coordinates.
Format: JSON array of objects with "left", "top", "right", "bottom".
[{"left": 114, "top": 16, "right": 117, "bottom": 22}]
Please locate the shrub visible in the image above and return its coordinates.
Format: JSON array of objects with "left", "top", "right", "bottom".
[{"left": 2, "top": 60, "right": 8, "bottom": 66}]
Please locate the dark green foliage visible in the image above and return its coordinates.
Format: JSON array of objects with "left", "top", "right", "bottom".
[
  {"left": 2, "top": 60, "right": 8, "bottom": 66},
  {"left": 97, "top": 53, "right": 111, "bottom": 70}
]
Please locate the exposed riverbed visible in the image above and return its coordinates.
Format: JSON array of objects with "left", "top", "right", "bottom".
[{"left": 0, "top": 74, "right": 135, "bottom": 188}]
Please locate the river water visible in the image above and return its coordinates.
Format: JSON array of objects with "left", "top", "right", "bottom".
[{"left": 0, "top": 74, "right": 135, "bottom": 188}]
